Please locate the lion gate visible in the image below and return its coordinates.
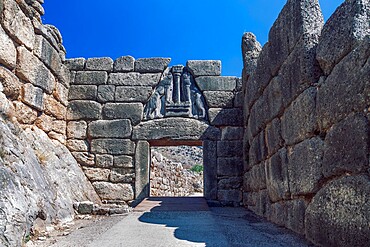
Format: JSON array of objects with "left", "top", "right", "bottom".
[{"left": 65, "top": 57, "right": 244, "bottom": 206}]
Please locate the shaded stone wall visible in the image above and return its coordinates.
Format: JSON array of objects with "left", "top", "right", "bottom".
[
  {"left": 65, "top": 57, "right": 244, "bottom": 206},
  {"left": 242, "top": 0, "right": 369, "bottom": 246},
  {"left": 0, "top": 0, "right": 69, "bottom": 143}
]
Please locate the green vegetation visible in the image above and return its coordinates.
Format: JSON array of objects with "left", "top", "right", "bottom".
[{"left": 190, "top": 164, "right": 203, "bottom": 173}]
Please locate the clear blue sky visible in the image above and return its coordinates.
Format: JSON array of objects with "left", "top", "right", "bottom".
[{"left": 43, "top": 0, "right": 344, "bottom": 76}]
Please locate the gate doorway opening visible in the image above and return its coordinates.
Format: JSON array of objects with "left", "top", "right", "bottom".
[{"left": 149, "top": 145, "right": 204, "bottom": 197}]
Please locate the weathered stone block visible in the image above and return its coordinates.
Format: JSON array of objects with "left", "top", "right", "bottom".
[
  {"left": 68, "top": 85, "right": 97, "bottom": 100},
  {"left": 242, "top": 32, "right": 262, "bottom": 78},
  {"left": 317, "top": 38, "right": 369, "bottom": 130},
  {"left": 108, "top": 72, "right": 161, "bottom": 86},
  {"left": 44, "top": 94, "right": 66, "bottom": 120},
  {"left": 195, "top": 76, "right": 236, "bottom": 91},
  {"left": 66, "top": 139, "right": 88, "bottom": 152},
  {"left": 248, "top": 130, "right": 267, "bottom": 167},
  {"left": 95, "top": 154, "right": 113, "bottom": 168},
  {"left": 203, "top": 91, "right": 234, "bottom": 108},
  {"left": 67, "top": 121, "right": 87, "bottom": 139},
  {"left": 316, "top": 0, "right": 370, "bottom": 75},
  {"left": 92, "top": 182, "right": 134, "bottom": 201},
  {"left": 67, "top": 100, "right": 102, "bottom": 120},
  {"left": 217, "top": 140, "right": 243, "bottom": 157},
  {"left": 233, "top": 91, "right": 243, "bottom": 108},
  {"left": 218, "top": 177, "right": 242, "bottom": 190},
  {"left": 72, "top": 152, "right": 95, "bottom": 167},
  {"left": 91, "top": 139, "right": 135, "bottom": 155},
  {"left": 88, "top": 119, "right": 132, "bottom": 138},
  {"left": 187, "top": 60, "right": 221, "bottom": 76},
  {"left": 64, "top": 58, "right": 85, "bottom": 71},
  {"left": 97, "top": 85, "right": 115, "bottom": 103},
  {"left": 267, "top": 201, "right": 287, "bottom": 227},
  {"left": 322, "top": 113, "right": 369, "bottom": 178},
  {"left": 115, "top": 86, "right": 152, "bottom": 102},
  {"left": 221, "top": 127, "right": 243, "bottom": 140},
  {"left": 52, "top": 120, "right": 66, "bottom": 135},
  {"left": 114, "top": 55, "right": 134, "bottom": 72},
  {"left": 1, "top": 0, "right": 35, "bottom": 49},
  {"left": 77, "top": 201, "right": 94, "bottom": 215},
  {"left": 48, "top": 131, "right": 66, "bottom": 144},
  {"left": 208, "top": 108, "right": 243, "bottom": 126},
  {"left": 35, "top": 114, "right": 53, "bottom": 133},
  {"left": 281, "top": 87, "right": 318, "bottom": 145},
  {"left": 288, "top": 137, "right": 324, "bottom": 196},
  {"left": 102, "top": 103, "right": 143, "bottom": 125},
  {"left": 74, "top": 71, "right": 108, "bottom": 85},
  {"left": 285, "top": 199, "right": 307, "bottom": 235},
  {"left": 244, "top": 162, "right": 266, "bottom": 192},
  {"left": 134, "top": 58, "right": 171, "bottom": 73},
  {"left": 217, "top": 157, "right": 243, "bottom": 176},
  {"left": 17, "top": 46, "right": 55, "bottom": 94},
  {"left": 33, "top": 35, "right": 61, "bottom": 76},
  {"left": 53, "top": 83, "right": 69, "bottom": 106},
  {"left": 13, "top": 101, "right": 38, "bottom": 124},
  {"left": 132, "top": 117, "right": 220, "bottom": 141},
  {"left": 83, "top": 168, "right": 110, "bottom": 181},
  {"left": 0, "top": 66, "right": 21, "bottom": 100},
  {"left": 114, "top": 155, "right": 133, "bottom": 168},
  {"left": 0, "top": 24, "right": 16, "bottom": 68},
  {"left": 265, "top": 118, "right": 283, "bottom": 156},
  {"left": 86, "top": 57, "right": 113, "bottom": 72},
  {"left": 21, "top": 83, "right": 44, "bottom": 111},
  {"left": 110, "top": 168, "right": 135, "bottom": 183},
  {"left": 265, "top": 149, "right": 290, "bottom": 202},
  {"left": 203, "top": 140, "right": 217, "bottom": 200},
  {"left": 58, "top": 64, "right": 71, "bottom": 88},
  {"left": 218, "top": 190, "right": 242, "bottom": 205},
  {"left": 305, "top": 175, "right": 370, "bottom": 247}
]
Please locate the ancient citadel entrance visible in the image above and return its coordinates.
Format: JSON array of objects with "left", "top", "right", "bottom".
[{"left": 66, "top": 58, "right": 244, "bottom": 206}]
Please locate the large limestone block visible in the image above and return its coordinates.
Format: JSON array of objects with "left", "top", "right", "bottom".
[
  {"left": 102, "top": 103, "right": 143, "bottom": 125},
  {"left": 0, "top": 24, "right": 16, "bottom": 68},
  {"left": 64, "top": 58, "right": 85, "bottom": 71},
  {"left": 85, "top": 57, "right": 113, "bottom": 71},
  {"left": 218, "top": 177, "right": 242, "bottom": 190},
  {"left": 305, "top": 175, "right": 370, "bottom": 247},
  {"left": 265, "top": 149, "right": 290, "bottom": 202},
  {"left": 92, "top": 182, "right": 134, "bottom": 201},
  {"left": 114, "top": 155, "right": 133, "bottom": 168},
  {"left": 244, "top": 162, "right": 266, "bottom": 192},
  {"left": 91, "top": 139, "right": 135, "bottom": 155},
  {"left": 322, "top": 113, "right": 369, "bottom": 178},
  {"left": 13, "top": 101, "right": 37, "bottom": 124},
  {"left": 265, "top": 118, "right": 283, "bottom": 156},
  {"left": 1, "top": 0, "right": 35, "bottom": 49},
  {"left": 135, "top": 141, "right": 150, "bottom": 200},
  {"left": 74, "top": 71, "right": 108, "bottom": 85},
  {"left": 241, "top": 32, "right": 262, "bottom": 78},
  {"left": 95, "top": 154, "right": 113, "bottom": 168},
  {"left": 187, "top": 60, "right": 221, "bottom": 77},
  {"left": 67, "top": 121, "right": 87, "bottom": 139},
  {"left": 316, "top": 0, "right": 370, "bottom": 75},
  {"left": 67, "top": 100, "right": 102, "bottom": 120},
  {"left": 216, "top": 140, "right": 243, "bottom": 157},
  {"left": 208, "top": 108, "right": 243, "bottom": 126},
  {"left": 217, "top": 190, "right": 242, "bottom": 205},
  {"left": 97, "top": 85, "right": 115, "bottom": 103},
  {"left": 281, "top": 87, "right": 318, "bottom": 146},
  {"left": 83, "top": 167, "right": 110, "bottom": 182},
  {"left": 203, "top": 91, "right": 234, "bottom": 108},
  {"left": 287, "top": 137, "right": 324, "bottom": 196},
  {"left": 33, "top": 35, "right": 62, "bottom": 76},
  {"left": 248, "top": 130, "right": 267, "bottom": 168},
  {"left": 0, "top": 66, "right": 21, "bottom": 100},
  {"left": 110, "top": 168, "right": 135, "bottom": 183},
  {"left": 203, "top": 140, "right": 217, "bottom": 200},
  {"left": 195, "top": 76, "right": 236, "bottom": 91},
  {"left": 221, "top": 127, "right": 243, "bottom": 141},
  {"left": 66, "top": 139, "right": 89, "bottom": 152},
  {"left": 88, "top": 119, "right": 132, "bottom": 138},
  {"left": 132, "top": 118, "right": 220, "bottom": 141},
  {"left": 115, "top": 86, "right": 152, "bottom": 102},
  {"left": 317, "top": 37, "right": 369, "bottom": 130},
  {"left": 108, "top": 72, "right": 161, "bottom": 87},
  {"left": 44, "top": 94, "right": 66, "bottom": 120},
  {"left": 21, "top": 83, "right": 44, "bottom": 111},
  {"left": 68, "top": 85, "right": 97, "bottom": 100},
  {"left": 17, "top": 46, "right": 55, "bottom": 94},
  {"left": 134, "top": 58, "right": 170, "bottom": 73},
  {"left": 114, "top": 55, "right": 134, "bottom": 72},
  {"left": 217, "top": 157, "right": 243, "bottom": 176}
]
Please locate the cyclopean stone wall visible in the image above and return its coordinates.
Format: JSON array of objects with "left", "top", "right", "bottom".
[
  {"left": 242, "top": 0, "right": 369, "bottom": 246},
  {"left": 65, "top": 57, "right": 244, "bottom": 206}
]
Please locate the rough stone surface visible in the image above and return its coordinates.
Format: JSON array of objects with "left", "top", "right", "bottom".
[
  {"left": 114, "top": 155, "right": 133, "bottom": 168},
  {"left": 88, "top": 119, "right": 132, "bottom": 138},
  {"left": 97, "top": 85, "right": 115, "bottom": 103},
  {"left": 95, "top": 154, "right": 113, "bottom": 168},
  {"left": 44, "top": 94, "right": 66, "bottom": 120},
  {"left": 316, "top": 0, "right": 370, "bottom": 75},
  {"left": 115, "top": 86, "right": 152, "bottom": 102},
  {"left": 91, "top": 139, "right": 135, "bottom": 155},
  {"left": 108, "top": 73, "right": 161, "bottom": 87},
  {"left": 66, "top": 139, "right": 89, "bottom": 152},
  {"left": 102, "top": 103, "right": 143, "bottom": 125},
  {"left": 204, "top": 91, "right": 234, "bottom": 108},
  {"left": 221, "top": 127, "right": 243, "bottom": 140},
  {"left": 187, "top": 60, "right": 221, "bottom": 76},
  {"left": 134, "top": 58, "right": 171, "bottom": 73},
  {"left": 217, "top": 141, "right": 243, "bottom": 157},
  {"left": 208, "top": 108, "right": 243, "bottom": 126},
  {"left": 68, "top": 85, "right": 97, "bottom": 100},
  {"left": 305, "top": 175, "right": 370, "bottom": 247},
  {"left": 203, "top": 140, "right": 217, "bottom": 200},
  {"left": 217, "top": 157, "right": 243, "bottom": 176},
  {"left": 33, "top": 35, "right": 62, "bottom": 76},
  {"left": 322, "top": 113, "right": 369, "bottom": 177},
  {"left": 0, "top": 66, "right": 22, "bottom": 100},
  {"left": 67, "top": 121, "right": 87, "bottom": 139},
  {"left": 242, "top": 32, "right": 262, "bottom": 78},
  {"left": 92, "top": 182, "right": 134, "bottom": 201},
  {"left": 67, "top": 100, "right": 102, "bottom": 120},
  {"left": 64, "top": 58, "right": 86, "bottom": 71},
  {"left": 135, "top": 141, "right": 150, "bottom": 200},
  {"left": 0, "top": 24, "right": 16, "bottom": 68},
  {"left": 83, "top": 167, "right": 110, "bottom": 181},
  {"left": 16, "top": 46, "right": 55, "bottom": 94},
  {"left": 196, "top": 76, "right": 236, "bottom": 91},
  {"left": 13, "top": 101, "right": 38, "bottom": 124},
  {"left": 114, "top": 55, "right": 134, "bottom": 72},
  {"left": 74, "top": 71, "right": 108, "bottom": 85},
  {"left": 85, "top": 57, "right": 113, "bottom": 71},
  {"left": 21, "top": 83, "right": 44, "bottom": 111}
]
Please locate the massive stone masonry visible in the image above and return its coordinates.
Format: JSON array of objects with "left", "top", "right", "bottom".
[
  {"left": 242, "top": 0, "right": 369, "bottom": 246},
  {"left": 64, "top": 56, "right": 244, "bottom": 205}
]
